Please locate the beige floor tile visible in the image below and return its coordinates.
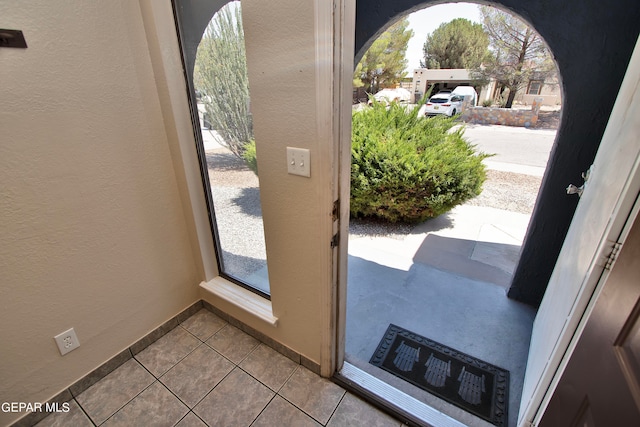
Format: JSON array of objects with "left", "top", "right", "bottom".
[
  {"left": 240, "top": 343, "right": 298, "bottom": 391},
  {"left": 327, "top": 393, "right": 402, "bottom": 427},
  {"left": 75, "top": 358, "right": 154, "bottom": 425},
  {"left": 252, "top": 395, "right": 321, "bottom": 427},
  {"left": 180, "top": 309, "right": 227, "bottom": 341},
  {"left": 279, "top": 366, "right": 346, "bottom": 424},
  {"left": 34, "top": 400, "right": 93, "bottom": 427},
  {"left": 193, "top": 368, "right": 273, "bottom": 427},
  {"left": 205, "top": 324, "right": 259, "bottom": 364},
  {"left": 175, "top": 412, "right": 208, "bottom": 427},
  {"left": 135, "top": 326, "right": 201, "bottom": 377},
  {"left": 160, "top": 343, "right": 234, "bottom": 407},
  {"left": 37, "top": 313, "right": 408, "bottom": 427},
  {"left": 102, "top": 381, "right": 188, "bottom": 427}
]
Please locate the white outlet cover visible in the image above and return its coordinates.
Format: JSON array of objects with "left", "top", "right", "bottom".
[{"left": 54, "top": 328, "right": 80, "bottom": 356}]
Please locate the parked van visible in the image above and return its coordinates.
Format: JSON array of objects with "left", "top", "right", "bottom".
[{"left": 452, "top": 86, "right": 478, "bottom": 107}]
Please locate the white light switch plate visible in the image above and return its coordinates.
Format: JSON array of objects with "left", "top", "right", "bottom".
[{"left": 286, "top": 147, "right": 310, "bottom": 177}]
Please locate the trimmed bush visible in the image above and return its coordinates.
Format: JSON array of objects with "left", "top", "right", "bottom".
[
  {"left": 351, "top": 101, "right": 489, "bottom": 223},
  {"left": 242, "top": 101, "right": 489, "bottom": 223},
  {"left": 243, "top": 139, "right": 258, "bottom": 174}
]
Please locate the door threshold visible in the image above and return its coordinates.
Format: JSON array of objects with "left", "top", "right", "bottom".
[{"left": 333, "top": 361, "right": 467, "bottom": 427}]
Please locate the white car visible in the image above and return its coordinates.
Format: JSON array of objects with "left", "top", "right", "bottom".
[
  {"left": 423, "top": 93, "right": 464, "bottom": 117},
  {"left": 369, "top": 88, "right": 412, "bottom": 105}
]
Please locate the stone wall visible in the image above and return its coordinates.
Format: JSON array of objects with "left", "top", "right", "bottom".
[{"left": 461, "top": 98, "right": 543, "bottom": 128}]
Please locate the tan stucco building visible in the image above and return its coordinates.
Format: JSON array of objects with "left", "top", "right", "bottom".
[{"left": 411, "top": 68, "right": 561, "bottom": 106}]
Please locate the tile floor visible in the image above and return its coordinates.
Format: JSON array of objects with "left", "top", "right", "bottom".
[{"left": 34, "top": 309, "right": 403, "bottom": 427}]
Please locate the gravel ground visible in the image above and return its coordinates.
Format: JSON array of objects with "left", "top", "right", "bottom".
[
  {"left": 205, "top": 143, "right": 543, "bottom": 272},
  {"left": 207, "top": 149, "right": 268, "bottom": 280},
  {"left": 534, "top": 110, "right": 560, "bottom": 129},
  {"left": 348, "top": 169, "right": 542, "bottom": 237},
  {"left": 466, "top": 170, "right": 542, "bottom": 214}
]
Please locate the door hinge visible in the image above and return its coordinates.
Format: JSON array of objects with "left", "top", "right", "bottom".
[
  {"left": 332, "top": 199, "right": 340, "bottom": 221},
  {"left": 604, "top": 241, "right": 623, "bottom": 270},
  {"left": 331, "top": 232, "right": 340, "bottom": 248}
]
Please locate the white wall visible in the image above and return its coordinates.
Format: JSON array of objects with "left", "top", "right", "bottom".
[
  {"left": 0, "top": 0, "right": 354, "bottom": 422},
  {"left": 198, "top": 0, "right": 345, "bottom": 372},
  {"left": 0, "top": 2, "right": 202, "bottom": 424},
  {"left": 0, "top": 0, "right": 351, "bottom": 423}
]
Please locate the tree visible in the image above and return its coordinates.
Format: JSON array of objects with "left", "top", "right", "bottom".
[
  {"left": 472, "top": 6, "right": 554, "bottom": 108},
  {"left": 194, "top": 2, "right": 252, "bottom": 158},
  {"left": 354, "top": 19, "right": 413, "bottom": 93},
  {"left": 421, "top": 18, "right": 490, "bottom": 69}
]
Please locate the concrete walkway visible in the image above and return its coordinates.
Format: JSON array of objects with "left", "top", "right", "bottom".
[{"left": 346, "top": 204, "right": 537, "bottom": 427}]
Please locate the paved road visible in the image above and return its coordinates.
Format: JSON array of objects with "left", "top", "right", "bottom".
[
  {"left": 462, "top": 124, "right": 557, "bottom": 170},
  {"left": 204, "top": 118, "right": 557, "bottom": 174}
]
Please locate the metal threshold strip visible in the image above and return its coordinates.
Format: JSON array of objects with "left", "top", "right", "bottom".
[{"left": 334, "top": 362, "right": 468, "bottom": 427}]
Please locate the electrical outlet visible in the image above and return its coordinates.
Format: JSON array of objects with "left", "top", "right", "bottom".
[
  {"left": 286, "top": 147, "right": 310, "bottom": 177},
  {"left": 54, "top": 328, "right": 80, "bottom": 356}
]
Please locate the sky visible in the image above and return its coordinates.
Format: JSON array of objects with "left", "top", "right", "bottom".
[{"left": 404, "top": 3, "right": 481, "bottom": 74}]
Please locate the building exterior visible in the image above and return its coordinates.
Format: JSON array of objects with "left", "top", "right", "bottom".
[
  {"left": 411, "top": 68, "right": 475, "bottom": 102},
  {"left": 411, "top": 68, "right": 561, "bottom": 106},
  {"left": 518, "top": 74, "right": 561, "bottom": 106}
]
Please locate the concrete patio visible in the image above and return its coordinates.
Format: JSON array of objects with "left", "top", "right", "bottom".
[{"left": 345, "top": 204, "right": 537, "bottom": 427}]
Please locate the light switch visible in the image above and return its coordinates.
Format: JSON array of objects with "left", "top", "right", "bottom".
[{"left": 286, "top": 147, "right": 310, "bottom": 177}]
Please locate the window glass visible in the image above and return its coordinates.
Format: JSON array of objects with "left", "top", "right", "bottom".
[
  {"left": 527, "top": 81, "right": 542, "bottom": 95},
  {"left": 194, "top": 1, "right": 270, "bottom": 297}
]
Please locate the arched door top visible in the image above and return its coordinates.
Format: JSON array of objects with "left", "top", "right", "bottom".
[{"left": 355, "top": 0, "right": 640, "bottom": 305}]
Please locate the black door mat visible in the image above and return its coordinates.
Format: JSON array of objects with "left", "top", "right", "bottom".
[{"left": 369, "top": 324, "right": 509, "bottom": 426}]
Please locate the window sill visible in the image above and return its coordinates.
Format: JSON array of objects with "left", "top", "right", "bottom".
[{"left": 200, "top": 277, "right": 278, "bottom": 326}]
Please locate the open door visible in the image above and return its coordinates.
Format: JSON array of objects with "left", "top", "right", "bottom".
[
  {"left": 519, "top": 35, "right": 640, "bottom": 426},
  {"left": 539, "top": 200, "right": 640, "bottom": 425}
]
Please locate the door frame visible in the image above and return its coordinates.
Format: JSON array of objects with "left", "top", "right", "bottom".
[
  {"left": 323, "top": 0, "right": 356, "bottom": 376},
  {"left": 332, "top": 8, "right": 640, "bottom": 427}
]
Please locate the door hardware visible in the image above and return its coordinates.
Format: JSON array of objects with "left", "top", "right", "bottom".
[{"left": 566, "top": 165, "right": 593, "bottom": 198}]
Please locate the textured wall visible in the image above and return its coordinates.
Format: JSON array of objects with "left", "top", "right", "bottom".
[
  {"left": 0, "top": 2, "right": 200, "bottom": 424},
  {"left": 178, "top": 0, "right": 335, "bottom": 367}
]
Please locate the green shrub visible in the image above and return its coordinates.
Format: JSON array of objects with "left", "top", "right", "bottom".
[
  {"left": 351, "top": 101, "right": 490, "bottom": 223},
  {"left": 243, "top": 101, "right": 489, "bottom": 223},
  {"left": 243, "top": 139, "right": 258, "bottom": 174},
  {"left": 482, "top": 99, "right": 493, "bottom": 107}
]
